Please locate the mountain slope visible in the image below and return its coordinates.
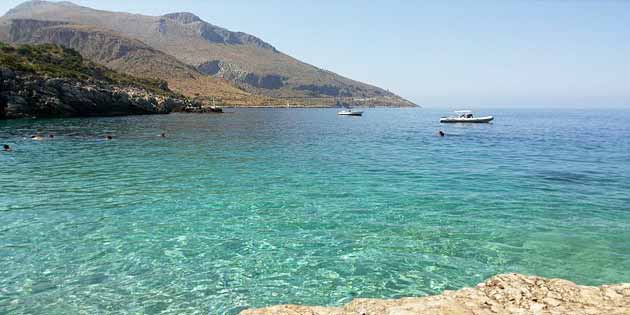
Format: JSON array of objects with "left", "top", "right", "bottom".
[
  {"left": 2, "top": 1, "right": 415, "bottom": 107},
  {"left": 0, "top": 18, "right": 271, "bottom": 106}
]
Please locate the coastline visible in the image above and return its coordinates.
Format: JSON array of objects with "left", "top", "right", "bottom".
[
  {"left": 240, "top": 273, "right": 630, "bottom": 315},
  {"left": 221, "top": 104, "right": 420, "bottom": 109}
]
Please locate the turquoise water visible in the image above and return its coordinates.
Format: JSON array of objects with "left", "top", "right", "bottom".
[{"left": 1, "top": 108, "right": 629, "bottom": 314}]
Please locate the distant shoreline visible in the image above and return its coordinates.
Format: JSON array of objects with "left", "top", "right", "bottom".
[
  {"left": 222, "top": 105, "right": 419, "bottom": 109},
  {"left": 0, "top": 106, "right": 421, "bottom": 120}
]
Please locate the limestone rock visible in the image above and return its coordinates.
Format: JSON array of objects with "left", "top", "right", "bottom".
[
  {"left": 240, "top": 274, "right": 630, "bottom": 315},
  {"left": 0, "top": 66, "right": 194, "bottom": 119}
]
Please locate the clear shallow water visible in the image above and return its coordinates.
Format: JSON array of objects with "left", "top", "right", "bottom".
[{"left": 1, "top": 108, "right": 629, "bottom": 314}]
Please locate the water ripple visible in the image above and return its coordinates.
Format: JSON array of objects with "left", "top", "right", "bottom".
[{"left": 1, "top": 109, "right": 629, "bottom": 314}]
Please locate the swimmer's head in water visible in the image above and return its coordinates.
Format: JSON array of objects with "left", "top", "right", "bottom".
[
  {"left": 438, "top": 130, "right": 445, "bottom": 136},
  {"left": 106, "top": 135, "right": 113, "bottom": 140},
  {"left": 3, "top": 144, "right": 9, "bottom": 151},
  {"left": 49, "top": 134, "right": 54, "bottom": 138},
  {"left": 161, "top": 133, "right": 166, "bottom": 137}
]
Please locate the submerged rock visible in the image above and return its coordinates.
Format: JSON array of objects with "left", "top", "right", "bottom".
[{"left": 240, "top": 273, "right": 630, "bottom": 315}]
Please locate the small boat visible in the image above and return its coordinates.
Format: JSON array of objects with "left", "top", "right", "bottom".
[
  {"left": 337, "top": 109, "right": 363, "bottom": 116},
  {"left": 209, "top": 97, "right": 223, "bottom": 112},
  {"left": 440, "top": 110, "right": 493, "bottom": 123}
]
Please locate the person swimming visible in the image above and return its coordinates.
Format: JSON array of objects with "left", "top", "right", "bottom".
[
  {"left": 31, "top": 135, "right": 44, "bottom": 141},
  {"left": 3, "top": 144, "right": 11, "bottom": 152},
  {"left": 160, "top": 133, "right": 166, "bottom": 138},
  {"left": 49, "top": 134, "right": 55, "bottom": 138},
  {"left": 106, "top": 135, "right": 113, "bottom": 140},
  {"left": 438, "top": 130, "right": 445, "bottom": 137}
]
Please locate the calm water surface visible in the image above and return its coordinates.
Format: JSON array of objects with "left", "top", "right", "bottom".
[{"left": 1, "top": 108, "right": 629, "bottom": 314}]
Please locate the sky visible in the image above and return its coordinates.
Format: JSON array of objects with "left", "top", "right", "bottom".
[{"left": 2, "top": 0, "right": 630, "bottom": 108}]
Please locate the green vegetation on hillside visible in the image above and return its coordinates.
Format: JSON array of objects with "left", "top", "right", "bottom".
[{"left": 0, "top": 42, "right": 176, "bottom": 96}]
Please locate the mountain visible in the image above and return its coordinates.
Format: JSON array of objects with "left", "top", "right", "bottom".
[
  {"left": 0, "top": 19, "right": 268, "bottom": 106},
  {"left": 1, "top": 1, "right": 415, "bottom": 107},
  {"left": 0, "top": 42, "right": 194, "bottom": 118}
]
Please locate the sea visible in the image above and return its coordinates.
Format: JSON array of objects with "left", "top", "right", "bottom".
[{"left": 1, "top": 108, "right": 629, "bottom": 314}]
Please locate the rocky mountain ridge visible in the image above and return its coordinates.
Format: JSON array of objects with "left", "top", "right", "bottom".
[{"left": 161, "top": 12, "right": 277, "bottom": 51}]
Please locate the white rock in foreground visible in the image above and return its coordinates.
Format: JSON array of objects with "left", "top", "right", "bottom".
[{"left": 240, "top": 273, "right": 630, "bottom": 315}]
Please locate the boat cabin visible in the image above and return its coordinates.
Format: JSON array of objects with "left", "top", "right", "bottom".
[{"left": 455, "top": 110, "right": 474, "bottom": 118}]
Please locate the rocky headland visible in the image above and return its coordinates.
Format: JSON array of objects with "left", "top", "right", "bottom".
[
  {"left": 0, "top": 42, "right": 196, "bottom": 119},
  {"left": 240, "top": 273, "right": 630, "bottom": 315}
]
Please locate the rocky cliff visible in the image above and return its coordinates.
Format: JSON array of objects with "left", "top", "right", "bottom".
[
  {"left": 0, "top": 42, "right": 194, "bottom": 119},
  {"left": 240, "top": 274, "right": 630, "bottom": 315},
  {"left": 0, "top": 69, "right": 185, "bottom": 118}
]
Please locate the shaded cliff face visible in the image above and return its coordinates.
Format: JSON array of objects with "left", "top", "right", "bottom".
[
  {"left": 1, "top": 70, "right": 175, "bottom": 119},
  {"left": 241, "top": 273, "right": 630, "bottom": 315},
  {"left": 0, "top": 42, "right": 193, "bottom": 119},
  {"left": 2, "top": 0, "right": 415, "bottom": 107}
]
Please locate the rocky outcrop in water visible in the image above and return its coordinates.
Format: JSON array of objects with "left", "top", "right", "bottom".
[
  {"left": 240, "top": 273, "right": 630, "bottom": 315},
  {"left": 173, "top": 105, "right": 223, "bottom": 113},
  {"left": 0, "top": 67, "right": 187, "bottom": 119}
]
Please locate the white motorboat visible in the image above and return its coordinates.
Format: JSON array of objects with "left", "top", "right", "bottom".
[
  {"left": 440, "top": 110, "right": 493, "bottom": 123},
  {"left": 337, "top": 109, "right": 363, "bottom": 116}
]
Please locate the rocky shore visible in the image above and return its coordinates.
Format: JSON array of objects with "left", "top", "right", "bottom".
[
  {"left": 0, "top": 67, "right": 194, "bottom": 119},
  {"left": 173, "top": 105, "right": 223, "bottom": 113},
  {"left": 0, "top": 42, "right": 200, "bottom": 119},
  {"left": 240, "top": 273, "right": 630, "bottom": 315}
]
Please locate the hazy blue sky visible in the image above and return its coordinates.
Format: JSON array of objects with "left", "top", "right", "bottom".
[{"left": 2, "top": 0, "right": 630, "bottom": 108}]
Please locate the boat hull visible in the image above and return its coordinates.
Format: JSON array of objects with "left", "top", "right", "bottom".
[
  {"left": 440, "top": 116, "right": 494, "bottom": 123},
  {"left": 338, "top": 111, "right": 363, "bottom": 116}
]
